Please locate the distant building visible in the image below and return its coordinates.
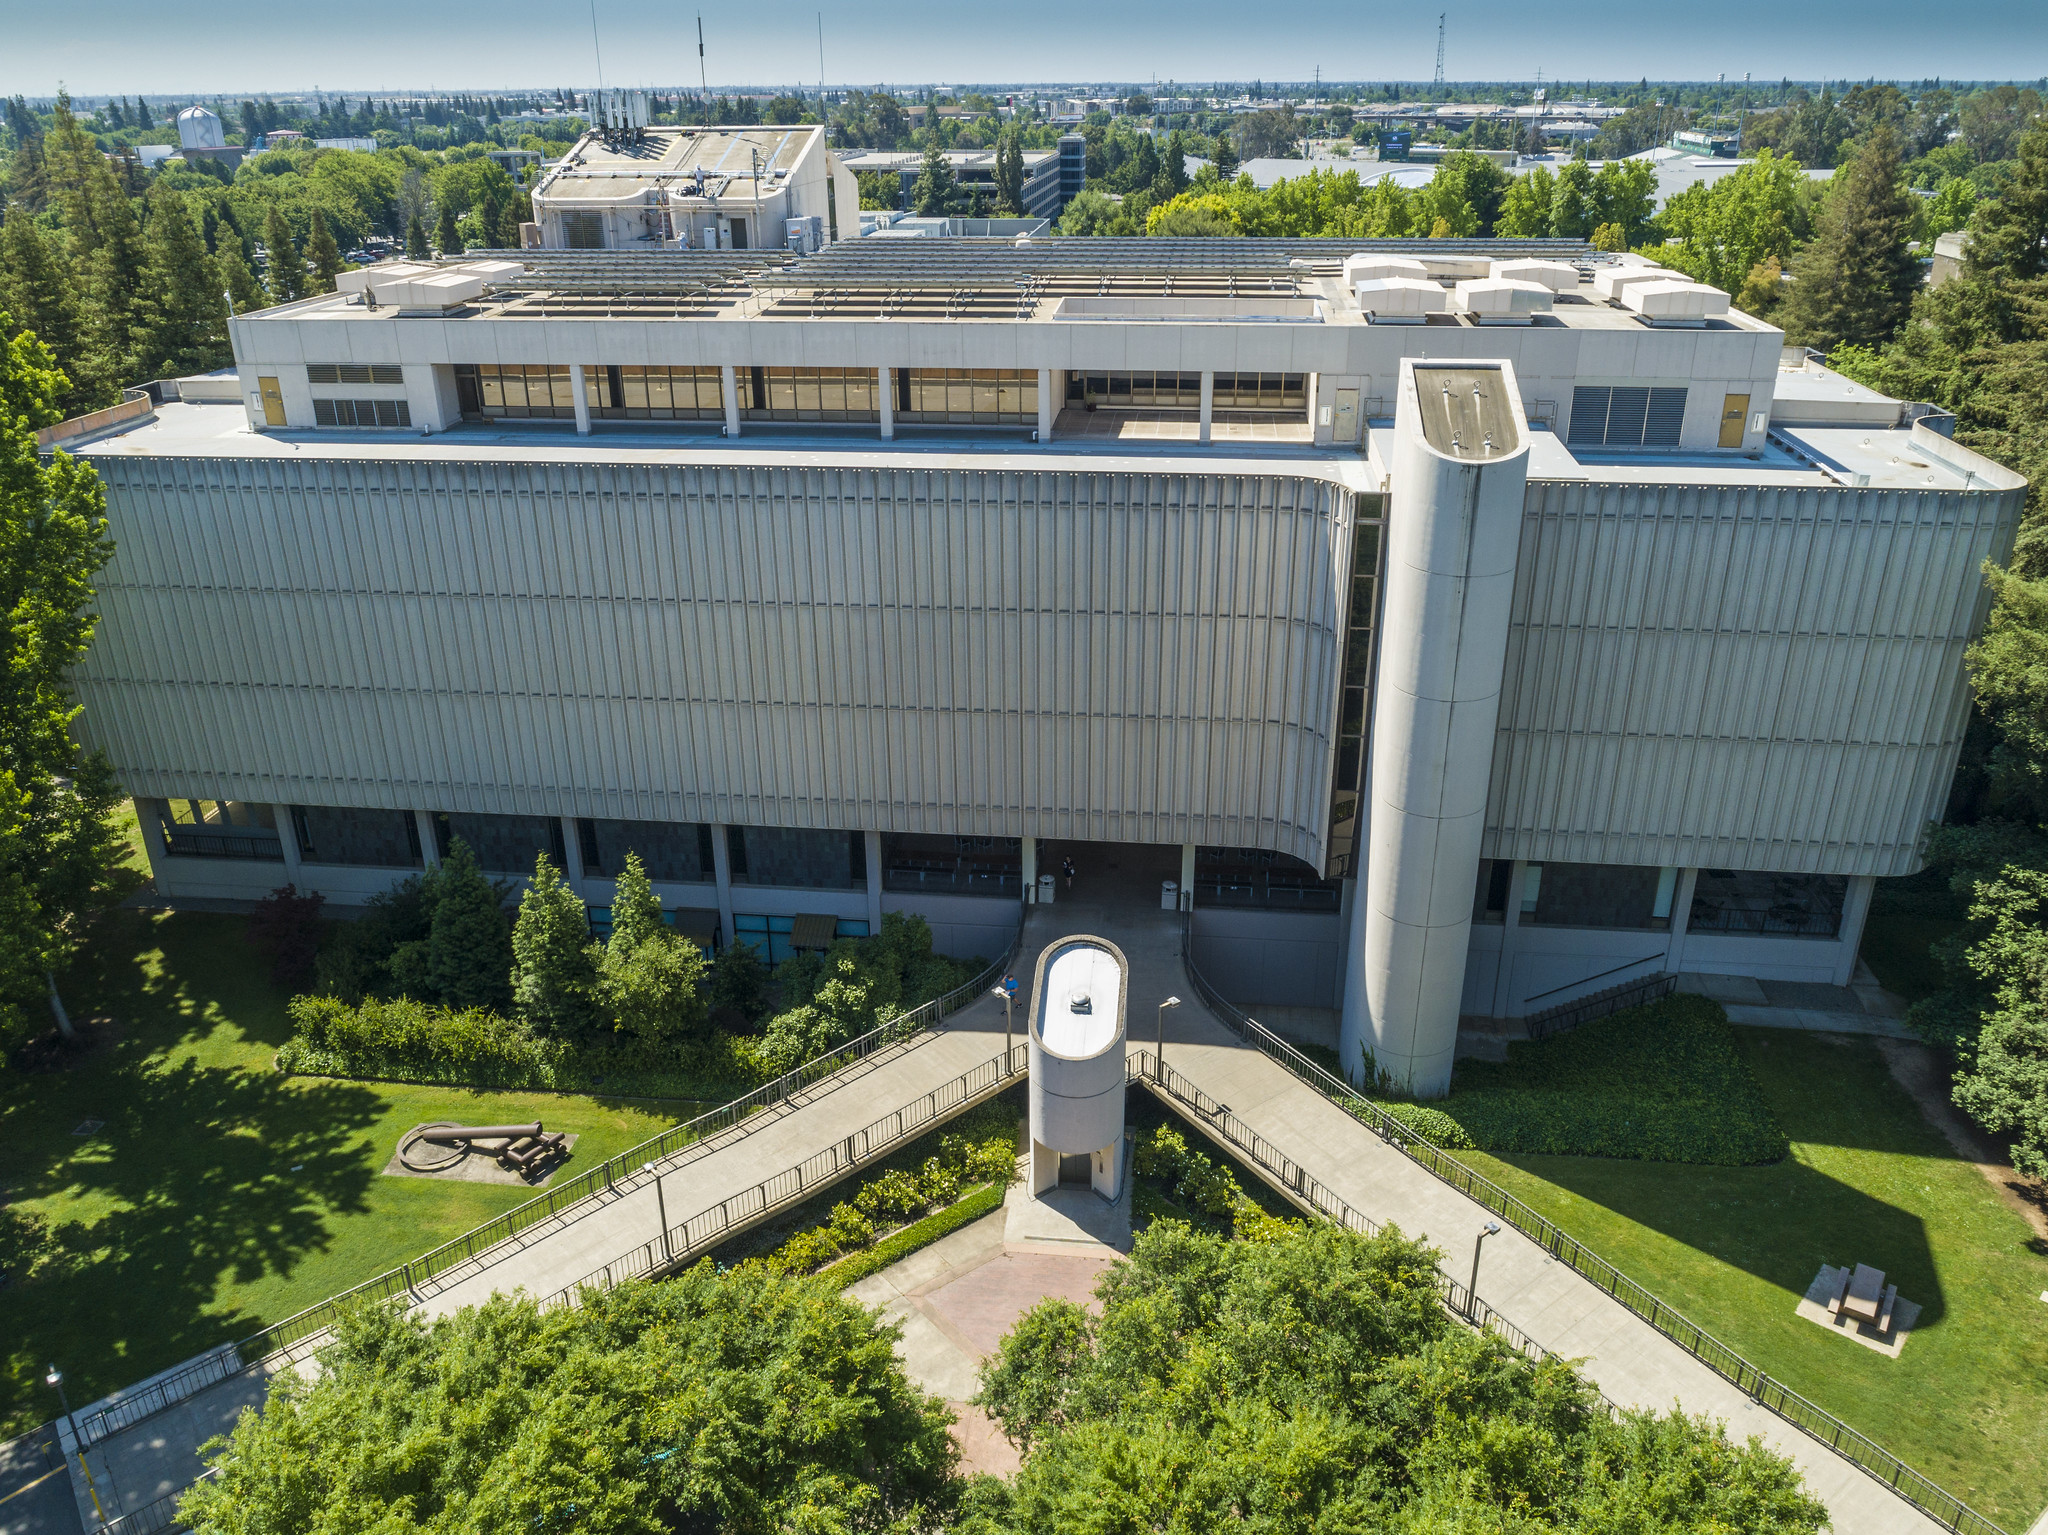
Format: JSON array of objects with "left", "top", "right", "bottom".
[
  {"left": 175, "top": 104, "right": 246, "bottom": 171},
  {"left": 1058, "top": 134, "right": 1087, "bottom": 205},
  {"left": 1671, "top": 129, "right": 1740, "bottom": 158},
  {"left": 839, "top": 148, "right": 1061, "bottom": 218},
  {"left": 313, "top": 137, "right": 377, "bottom": 153},
  {"left": 1931, "top": 230, "right": 1971, "bottom": 285},
  {"left": 485, "top": 147, "right": 543, "bottom": 179}
]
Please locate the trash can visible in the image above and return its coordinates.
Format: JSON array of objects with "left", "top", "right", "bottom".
[
  {"left": 1038, "top": 873, "right": 1056, "bottom": 905},
  {"left": 1161, "top": 879, "right": 1178, "bottom": 911}
]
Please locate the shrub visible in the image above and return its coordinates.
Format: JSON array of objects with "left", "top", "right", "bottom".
[
  {"left": 247, "top": 884, "right": 325, "bottom": 989},
  {"left": 1134, "top": 1124, "right": 1295, "bottom": 1233},
  {"left": 1373, "top": 1102, "right": 1475, "bottom": 1149}
]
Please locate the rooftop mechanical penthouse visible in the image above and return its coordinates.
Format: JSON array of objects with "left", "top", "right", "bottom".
[{"left": 62, "top": 215, "right": 2026, "bottom": 1095}]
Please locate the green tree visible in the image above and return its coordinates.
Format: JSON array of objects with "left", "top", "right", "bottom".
[
  {"left": 1946, "top": 866, "right": 2048, "bottom": 1177},
  {"left": 1590, "top": 220, "right": 1629, "bottom": 252},
  {"left": 599, "top": 929, "right": 710, "bottom": 1045},
  {"left": 302, "top": 207, "right": 343, "bottom": 295},
  {"left": 1549, "top": 156, "right": 1595, "bottom": 237},
  {"left": 1589, "top": 157, "right": 1659, "bottom": 247},
  {"left": 217, "top": 243, "right": 266, "bottom": 317},
  {"left": 1493, "top": 164, "right": 1555, "bottom": 237},
  {"left": 425, "top": 838, "right": 512, "bottom": 1012},
  {"left": 992, "top": 130, "right": 1026, "bottom": 215},
  {"left": 44, "top": 92, "right": 145, "bottom": 385},
  {"left": 0, "top": 319, "right": 125, "bottom": 1051},
  {"left": 435, "top": 200, "right": 462, "bottom": 256},
  {"left": 0, "top": 219, "right": 114, "bottom": 417},
  {"left": 606, "top": 850, "right": 663, "bottom": 954},
  {"left": 1924, "top": 177, "right": 1979, "bottom": 241},
  {"left": 129, "top": 187, "right": 227, "bottom": 379},
  {"left": 179, "top": 1268, "right": 960, "bottom": 1533},
  {"left": 510, "top": 851, "right": 597, "bottom": 1037},
  {"left": 910, "top": 144, "right": 959, "bottom": 217},
  {"left": 706, "top": 938, "right": 771, "bottom": 1024},
  {"left": 1657, "top": 149, "right": 1806, "bottom": 293},
  {"left": 1781, "top": 127, "right": 1920, "bottom": 351},
  {"left": 1968, "top": 115, "right": 2048, "bottom": 283},
  {"left": 261, "top": 205, "right": 302, "bottom": 303},
  {"left": 405, "top": 213, "right": 431, "bottom": 259}
]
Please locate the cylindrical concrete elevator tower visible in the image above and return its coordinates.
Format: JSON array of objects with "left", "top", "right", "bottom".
[
  {"left": 1342, "top": 359, "right": 1530, "bottom": 1097},
  {"left": 1027, "top": 935, "right": 1128, "bottom": 1199}
]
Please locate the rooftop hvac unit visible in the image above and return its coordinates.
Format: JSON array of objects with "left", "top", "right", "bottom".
[
  {"left": 1354, "top": 276, "right": 1447, "bottom": 322},
  {"left": 784, "top": 214, "right": 825, "bottom": 254},
  {"left": 1343, "top": 254, "right": 1430, "bottom": 286},
  {"left": 1592, "top": 266, "right": 1679, "bottom": 301},
  {"left": 1622, "top": 279, "right": 1731, "bottom": 324},
  {"left": 1420, "top": 255, "right": 1494, "bottom": 280},
  {"left": 1455, "top": 278, "right": 1555, "bottom": 322},
  {"left": 1488, "top": 258, "right": 1579, "bottom": 292}
]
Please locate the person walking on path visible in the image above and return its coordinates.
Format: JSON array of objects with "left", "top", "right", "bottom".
[{"left": 1062, "top": 855, "right": 1076, "bottom": 891}]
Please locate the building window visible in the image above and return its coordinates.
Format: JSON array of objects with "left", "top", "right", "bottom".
[
  {"left": 907, "top": 368, "right": 1035, "bottom": 423},
  {"left": 312, "top": 398, "right": 412, "bottom": 428},
  {"left": 585, "top": 365, "right": 725, "bottom": 420},
  {"left": 578, "top": 818, "right": 715, "bottom": 882},
  {"left": 436, "top": 812, "right": 566, "bottom": 874},
  {"left": 1194, "top": 847, "right": 1343, "bottom": 911},
  {"left": 732, "top": 913, "right": 869, "bottom": 964},
  {"left": 1065, "top": 372, "right": 1306, "bottom": 413},
  {"left": 1689, "top": 870, "right": 1848, "bottom": 938},
  {"left": 1324, "top": 500, "right": 1384, "bottom": 880},
  {"left": 741, "top": 367, "right": 878, "bottom": 421},
  {"left": 1522, "top": 862, "right": 1677, "bottom": 931},
  {"left": 585, "top": 903, "right": 719, "bottom": 956},
  {"left": 729, "top": 826, "right": 865, "bottom": 889},
  {"left": 457, "top": 364, "right": 576, "bottom": 420},
  {"left": 1567, "top": 385, "right": 1687, "bottom": 448},
  {"left": 881, "top": 832, "right": 1021, "bottom": 896},
  {"left": 900, "top": 369, "right": 1038, "bottom": 424},
  {"left": 1472, "top": 859, "right": 1513, "bottom": 925},
  {"left": 565, "top": 212, "right": 604, "bottom": 249},
  {"left": 153, "top": 798, "right": 284, "bottom": 861},
  {"left": 293, "top": 806, "right": 423, "bottom": 868},
  {"left": 308, "top": 364, "right": 403, "bottom": 385}
]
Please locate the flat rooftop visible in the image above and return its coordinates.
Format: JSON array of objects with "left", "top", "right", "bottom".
[{"left": 537, "top": 125, "right": 818, "bottom": 201}]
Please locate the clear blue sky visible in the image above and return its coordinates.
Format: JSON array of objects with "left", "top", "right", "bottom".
[{"left": 4, "top": 0, "right": 2043, "bottom": 98}]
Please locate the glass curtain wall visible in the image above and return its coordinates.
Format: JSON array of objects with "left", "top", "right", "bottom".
[{"left": 1324, "top": 499, "right": 1384, "bottom": 879}]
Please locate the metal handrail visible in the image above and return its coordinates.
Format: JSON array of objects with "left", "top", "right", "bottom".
[
  {"left": 101, "top": 1469, "right": 217, "bottom": 1535},
  {"left": 70, "top": 935, "right": 1021, "bottom": 1450},
  {"left": 536, "top": 1042, "right": 1029, "bottom": 1308},
  {"left": 1176, "top": 914, "right": 2010, "bottom": 1535}
]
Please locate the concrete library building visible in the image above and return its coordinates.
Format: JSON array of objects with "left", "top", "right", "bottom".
[{"left": 58, "top": 131, "right": 2025, "bottom": 1093}]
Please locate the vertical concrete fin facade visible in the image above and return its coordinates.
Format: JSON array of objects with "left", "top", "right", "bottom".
[{"left": 1346, "top": 360, "right": 1530, "bottom": 1097}]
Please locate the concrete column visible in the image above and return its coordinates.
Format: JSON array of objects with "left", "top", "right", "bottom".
[
  {"left": 1833, "top": 874, "right": 1878, "bottom": 986},
  {"left": 1180, "top": 843, "right": 1196, "bottom": 911},
  {"left": 1021, "top": 835, "right": 1036, "bottom": 903},
  {"left": 1037, "top": 367, "right": 1055, "bottom": 442},
  {"left": 721, "top": 364, "right": 741, "bottom": 437},
  {"left": 273, "top": 804, "right": 303, "bottom": 886},
  {"left": 560, "top": 816, "right": 586, "bottom": 894},
  {"left": 135, "top": 798, "right": 170, "bottom": 872},
  {"left": 878, "top": 367, "right": 894, "bottom": 439},
  {"left": 1198, "top": 370, "right": 1214, "bottom": 445},
  {"left": 710, "top": 821, "right": 737, "bottom": 951},
  {"left": 1488, "top": 861, "right": 1527, "bottom": 1019},
  {"left": 1342, "top": 359, "right": 1530, "bottom": 1098},
  {"left": 414, "top": 810, "right": 441, "bottom": 870},
  {"left": 570, "top": 363, "right": 592, "bottom": 435},
  {"left": 865, "top": 830, "right": 884, "bottom": 933},
  {"left": 1663, "top": 867, "right": 1700, "bottom": 976}
]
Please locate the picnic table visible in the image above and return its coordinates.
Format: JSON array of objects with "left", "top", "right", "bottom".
[{"left": 1828, "top": 1262, "right": 1899, "bottom": 1334}]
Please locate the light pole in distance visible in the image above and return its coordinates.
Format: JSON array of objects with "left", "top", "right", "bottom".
[
  {"left": 992, "top": 980, "right": 1017, "bottom": 1065},
  {"left": 47, "top": 1364, "right": 109, "bottom": 1528},
  {"left": 1156, "top": 996, "right": 1180, "bottom": 1072},
  {"left": 1468, "top": 1221, "right": 1501, "bottom": 1317}
]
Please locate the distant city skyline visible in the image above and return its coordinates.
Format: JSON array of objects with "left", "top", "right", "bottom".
[{"left": 4, "top": 0, "right": 2043, "bottom": 98}]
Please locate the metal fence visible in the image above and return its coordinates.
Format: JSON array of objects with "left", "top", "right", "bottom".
[
  {"left": 69, "top": 937, "right": 1019, "bottom": 1451},
  {"left": 99, "top": 1470, "right": 217, "bottom": 1535},
  {"left": 1523, "top": 971, "right": 1676, "bottom": 1042},
  {"left": 1175, "top": 915, "right": 2010, "bottom": 1535},
  {"left": 538, "top": 1042, "right": 1029, "bottom": 1307}
]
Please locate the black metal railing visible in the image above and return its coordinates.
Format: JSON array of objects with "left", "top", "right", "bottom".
[
  {"left": 160, "top": 828, "right": 284, "bottom": 861},
  {"left": 538, "top": 1043, "right": 1029, "bottom": 1306},
  {"left": 1174, "top": 913, "right": 2010, "bottom": 1535},
  {"left": 100, "top": 1469, "right": 217, "bottom": 1535},
  {"left": 69, "top": 934, "right": 1021, "bottom": 1451},
  {"left": 1524, "top": 971, "right": 1676, "bottom": 1042}
]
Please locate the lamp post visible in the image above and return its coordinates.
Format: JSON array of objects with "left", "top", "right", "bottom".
[
  {"left": 992, "top": 981, "right": 1016, "bottom": 1066},
  {"left": 1156, "top": 996, "right": 1181, "bottom": 1073},
  {"left": 1468, "top": 1221, "right": 1501, "bottom": 1318},
  {"left": 47, "top": 1365, "right": 108, "bottom": 1529}
]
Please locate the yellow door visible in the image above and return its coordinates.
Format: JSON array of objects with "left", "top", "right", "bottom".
[
  {"left": 1718, "top": 392, "right": 1749, "bottom": 448},
  {"left": 257, "top": 376, "right": 285, "bottom": 427}
]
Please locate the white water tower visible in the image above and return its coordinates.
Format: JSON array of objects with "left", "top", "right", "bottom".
[
  {"left": 177, "top": 105, "right": 226, "bottom": 152},
  {"left": 1026, "top": 935, "right": 1127, "bottom": 1199}
]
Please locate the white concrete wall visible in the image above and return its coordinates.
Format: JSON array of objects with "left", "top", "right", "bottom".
[
  {"left": 1189, "top": 907, "right": 1344, "bottom": 1009},
  {"left": 880, "top": 890, "right": 1020, "bottom": 963}
]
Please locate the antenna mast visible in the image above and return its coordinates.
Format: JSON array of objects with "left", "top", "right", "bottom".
[
  {"left": 1433, "top": 13, "right": 1446, "bottom": 93},
  {"left": 697, "top": 16, "right": 707, "bottom": 98}
]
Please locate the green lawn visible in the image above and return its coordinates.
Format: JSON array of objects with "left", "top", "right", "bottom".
[
  {"left": 1460, "top": 1026, "right": 2048, "bottom": 1530},
  {"left": 0, "top": 907, "right": 692, "bottom": 1438}
]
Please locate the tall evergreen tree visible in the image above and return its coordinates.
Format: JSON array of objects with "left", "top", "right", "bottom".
[
  {"left": 1968, "top": 119, "right": 2048, "bottom": 284},
  {"left": 45, "top": 93, "right": 145, "bottom": 376},
  {"left": 303, "top": 208, "right": 342, "bottom": 295},
  {"left": 0, "top": 219, "right": 114, "bottom": 416},
  {"left": 261, "top": 206, "right": 302, "bottom": 303},
  {"left": 217, "top": 243, "right": 266, "bottom": 317},
  {"left": 992, "top": 131, "right": 1025, "bottom": 215},
  {"left": 405, "top": 214, "right": 431, "bottom": 259},
  {"left": 130, "top": 187, "right": 227, "bottom": 379},
  {"left": 910, "top": 145, "right": 958, "bottom": 217},
  {"left": 511, "top": 851, "right": 597, "bottom": 1037},
  {"left": 607, "top": 851, "right": 664, "bottom": 954},
  {"left": 0, "top": 318, "right": 126, "bottom": 1049},
  {"left": 435, "top": 202, "right": 462, "bottom": 257},
  {"left": 425, "top": 838, "right": 512, "bottom": 1012},
  {"left": 1781, "top": 127, "right": 1920, "bottom": 351}
]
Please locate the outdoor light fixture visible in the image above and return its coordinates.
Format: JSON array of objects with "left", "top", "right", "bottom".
[
  {"left": 1156, "top": 996, "right": 1181, "bottom": 1068},
  {"left": 992, "top": 983, "right": 1016, "bottom": 1062},
  {"left": 1469, "top": 1221, "right": 1502, "bottom": 1317}
]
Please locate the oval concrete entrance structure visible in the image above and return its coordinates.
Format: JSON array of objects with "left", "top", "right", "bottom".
[{"left": 1027, "top": 934, "right": 1128, "bottom": 1199}]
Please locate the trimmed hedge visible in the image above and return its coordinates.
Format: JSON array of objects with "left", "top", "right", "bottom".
[
  {"left": 276, "top": 993, "right": 767, "bottom": 1101},
  {"left": 1417, "top": 993, "right": 1788, "bottom": 1165},
  {"left": 820, "top": 1181, "right": 1008, "bottom": 1287}
]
